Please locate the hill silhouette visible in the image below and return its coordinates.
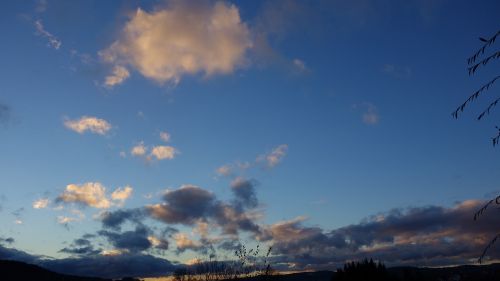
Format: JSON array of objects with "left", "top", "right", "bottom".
[
  {"left": 0, "top": 259, "right": 111, "bottom": 281},
  {"left": 2, "top": 258, "right": 500, "bottom": 281}
]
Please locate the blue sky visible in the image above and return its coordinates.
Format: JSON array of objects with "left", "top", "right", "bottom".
[{"left": 0, "top": 0, "right": 499, "bottom": 278}]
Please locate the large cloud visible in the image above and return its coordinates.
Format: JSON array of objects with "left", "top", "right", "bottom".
[
  {"left": 147, "top": 185, "right": 216, "bottom": 225},
  {"left": 146, "top": 185, "right": 261, "bottom": 236},
  {"left": 100, "top": 0, "right": 252, "bottom": 86},
  {"left": 258, "top": 200, "right": 500, "bottom": 270}
]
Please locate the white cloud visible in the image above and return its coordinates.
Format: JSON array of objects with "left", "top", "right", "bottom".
[
  {"left": 104, "top": 65, "right": 130, "bottom": 87},
  {"left": 150, "top": 145, "right": 176, "bottom": 160},
  {"left": 159, "top": 131, "right": 171, "bottom": 142},
  {"left": 34, "top": 20, "right": 61, "bottom": 50},
  {"left": 111, "top": 186, "right": 133, "bottom": 205},
  {"left": 131, "top": 142, "right": 147, "bottom": 156},
  {"left": 57, "top": 182, "right": 112, "bottom": 209},
  {"left": 100, "top": 1, "right": 252, "bottom": 86},
  {"left": 64, "top": 116, "right": 112, "bottom": 135},
  {"left": 32, "top": 198, "right": 49, "bottom": 209},
  {"left": 258, "top": 144, "right": 288, "bottom": 168}
]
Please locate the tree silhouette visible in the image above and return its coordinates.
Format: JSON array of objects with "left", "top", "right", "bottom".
[
  {"left": 452, "top": 29, "right": 500, "bottom": 145},
  {"left": 334, "top": 259, "right": 393, "bottom": 281},
  {"left": 454, "top": 29, "right": 500, "bottom": 263}
]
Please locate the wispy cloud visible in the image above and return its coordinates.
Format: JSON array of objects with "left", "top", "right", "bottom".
[
  {"left": 257, "top": 144, "right": 288, "bottom": 168},
  {"left": 32, "top": 198, "right": 50, "bottom": 209},
  {"left": 104, "top": 65, "right": 130, "bottom": 87},
  {"left": 64, "top": 116, "right": 112, "bottom": 135},
  {"left": 34, "top": 20, "right": 61, "bottom": 50},
  {"left": 354, "top": 102, "right": 379, "bottom": 125},
  {"left": 100, "top": 1, "right": 251, "bottom": 86},
  {"left": 159, "top": 131, "right": 171, "bottom": 142}
]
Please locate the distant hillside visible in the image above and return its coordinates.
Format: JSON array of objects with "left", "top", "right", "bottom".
[
  {"left": 229, "top": 263, "right": 500, "bottom": 281},
  {"left": 0, "top": 259, "right": 111, "bottom": 281},
  {"left": 388, "top": 263, "right": 500, "bottom": 281},
  {"left": 2, "top": 258, "right": 500, "bottom": 281}
]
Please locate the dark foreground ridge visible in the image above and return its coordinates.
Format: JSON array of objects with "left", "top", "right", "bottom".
[
  {"left": 2, "top": 259, "right": 500, "bottom": 281},
  {"left": 0, "top": 259, "right": 111, "bottom": 281}
]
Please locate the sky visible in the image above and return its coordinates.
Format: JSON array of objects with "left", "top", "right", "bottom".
[{"left": 0, "top": 0, "right": 500, "bottom": 278}]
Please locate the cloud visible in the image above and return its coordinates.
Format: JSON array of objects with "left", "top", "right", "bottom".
[
  {"left": 59, "top": 238, "right": 101, "bottom": 256},
  {"left": 56, "top": 182, "right": 133, "bottom": 209},
  {"left": 131, "top": 142, "right": 147, "bottom": 156},
  {"left": 63, "top": 116, "right": 112, "bottom": 135},
  {"left": 98, "top": 226, "right": 152, "bottom": 253},
  {"left": 149, "top": 145, "right": 176, "bottom": 160},
  {"left": 363, "top": 111, "right": 379, "bottom": 125},
  {"left": 292, "top": 58, "right": 309, "bottom": 74},
  {"left": 0, "top": 237, "right": 15, "bottom": 245},
  {"left": 160, "top": 131, "right": 171, "bottom": 142},
  {"left": 42, "top": 253, "right": 176, "bottom": 278},
  {"left": 104, "top": 65, "right": 130, "bottom": 87},
  {"left": 131, "top": 141, "right": 177, "bottom": 162},
  {"left": 57, "top": 183, "right": 111, "bottom": 209},
  {"left": 216, "top": 165, "right": 233, "bottom": 177},
  {"left": 174, "top": 233, "right": 202, "bottom": 253},
  {"left": 100, "top": 0, "right": 252, "bottom": 86},
  {"left": 12, "top": 208, "right": 24, "bottom": 225},
  {"left": 32, "top": 198, "right": 50, "bottom": 209},
  {"left": 35, "top": 0, "right": 47, "bottom": 13},
  {"left": 354, "top": 103, "right": 379, "bottom": 125},
  {"left": 230, "top": 177, "right": 258, "bottom": 209},
  {"left": 146, "top": 184, "right": 261, "bottom": 235},
  {"left": 34, "top": 20, "right": 61, "bottom": 50},
  {"left": 147, "top": 185, "right": 215, "bottom": 225},
  {"left": 100, "top": 208, "right": 145, "bottom": 230},
  {"left": 258, "top": 144, "right": 288, "bottom": 168},
  {"left": 111, "top": 186, "right": 133, "bottom": 205},
  {"left": 258, "top": 200, "right": 500, "bottom": 270},
  {"left": 147, "top": 235, "right": 169, "bottom": 250},
  {"left": 0, "top": 243, "right": 176, "bottom": 278}
]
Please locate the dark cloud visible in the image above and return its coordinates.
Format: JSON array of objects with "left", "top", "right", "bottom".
[
  {"left": 258, "top": 200, "right": 500, "bottom": 270},
  {"left": 147, "top": 185, "right": 261, "bottom": 236},
  {"left": 100, "top": 208, "right": 145, "bottom": 230},
  {"left": 0, "top": 237, "right": 15, "bottom": 245},
  {"left": 0, "top": 244, "right": 176, "bottom": 278},
  {"left": 41, "top": 254, "right": 176, "bottom": 278},
  {"left": 230, "top": 177, "right": 258, "bottom": 209},
  {"left": 98, "top": 226, "right": 152, "bottom": 253},
  {"left": 147, "top": 185, "right": 216, "bottom": 225},
  {"left": 59, "top": 238, "right": 101, "bottom": 256}
]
